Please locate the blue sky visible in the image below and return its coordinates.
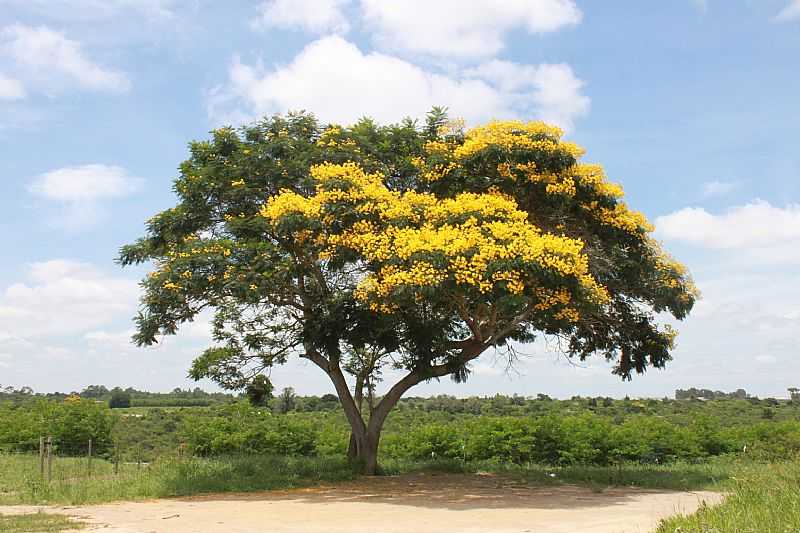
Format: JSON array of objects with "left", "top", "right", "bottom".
[{"left": 1, "top": 0, "right": 799, "bottom": 398}]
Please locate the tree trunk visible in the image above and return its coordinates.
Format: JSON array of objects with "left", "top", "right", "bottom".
[
  {"left": 346, "top": 432, "right": 358, "bottom": 461},
  {"left": 348, "top": 429, "right": 380, "bottom": 475},
  {"left": 347, "top": 371, "right": 366, "bottom": 461}
]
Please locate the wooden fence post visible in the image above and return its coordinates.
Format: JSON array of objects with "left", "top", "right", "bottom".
[
  {"left": 46, "top": 436, "right": 52, "bottom": 482},
  {"left": 39, "top": 436, "right": 45, "bottom": 477},
  {"left": 87, "top": 438, "right": 93, "bottom": 476}
]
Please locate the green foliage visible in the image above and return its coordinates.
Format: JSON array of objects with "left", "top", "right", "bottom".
[
  {"left": 178, "top": 403, "right": 316, "bottom": 456},
  {"left": 0, "top": 398, "right": 115, "bottom": 456},
  {"left": 657, "top": 461, "right": 800, "bottom": 533},
  {"left": 108, "top": 389, "right": 131, "bottom": 409},
  {"left": 245, "top": 375, "right": 273, "bottom": 407},
  {"left": 6, "top": 394, "right": 800, "bottom": 466}
]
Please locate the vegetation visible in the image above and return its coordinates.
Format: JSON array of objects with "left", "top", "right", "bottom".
[
  {"left": 0, "top": 396, "right": 114, "bottom": 455},
  {"left": 5, "top": 394, "right": 800, "bottom": 463},
  {"left": 0, "top": 453, "right": 355, "bottom": 505},
  {"left": 657, "top": 461, "right": 800, "bottom": 532},
  {"left": 0, "top": 384, "right": 237, "bottom": 408},
  {"left": 119, "top": 111, "right": 697, "bottom": 473},
  {"left": 108, "top": 390, "right": 131, "bottom": 409},
  {"left": 2, "top": 393, "right": 800, "bottom": 530},
  {"left": 0, "top": 512, "right": 84, "bottom": 532},
  {"left": 674, "top": 387, "right": 748, "bottom": 400},
  {"left": 245, "top": 375, "right": 273, "bottom": 407}
]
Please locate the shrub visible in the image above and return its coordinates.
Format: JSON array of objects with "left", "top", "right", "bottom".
[{"left": 179, "top": 402, "right": 317, "bottom": 456}]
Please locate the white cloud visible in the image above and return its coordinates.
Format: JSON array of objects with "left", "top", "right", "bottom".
[
  {"left": 652, "top": 199, "right": 800, "bottom": 395},
  {"left": 30, "top": 164, "right": 139, "bottom": 202},
  {"left": 692, "top": 0, "right": 708, "bottom": 13},
  {"left": 0, "top": 24, "right": 130, "bottom": 93},
  {"left": 252, "top": 0, "right": 350, "bottom": 34},
  {"left": 655, "top": 201, "right": 800, "bottom": 252},
  {"left": 774, "top": 0, "right": 800, "bottom": 22},
  {"left": 29, "top": 164, "right": 141, "bottom": 229},
  {"left": 0, "top": 74, "right": 25, "bottom": 100},
  {"left": 701, "top": 180, "right": 737, "bottom": 197},
  {"left": 210, "top": 36, "right": 589, "bottom": 131},
  {"left": 465, "top": 60, "right": 589, "bottom": 131},
  {"left": 360, "top": 0, "right": 581, "bottom": 57},
  {"left": 0, "top": 260, "right": 138, "bottom": 338}
]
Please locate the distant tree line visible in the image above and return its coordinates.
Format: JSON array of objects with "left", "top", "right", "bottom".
[
  {"left": 3, "top": 384, "right": 800, "bottom": 412},
  {"left": 675, "top": 388, "right": 749, "bottom": 400}
]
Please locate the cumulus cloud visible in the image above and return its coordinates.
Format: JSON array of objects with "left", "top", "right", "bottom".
[
  {"left": 30, "top": 164, "right": 139, "bottom": 202},
  {"left": 0, "top": 260, "right": 138, "bottom": 338},
  {"left": 655, "top": 201, "right": 800, "bottom": 252},
  {"left": 210, "top": 36, "right": 589, "bottom": 131},
  {"left": 652, "top": 197, "right": 800, "bottom": 395},
  {"left": 774, "top": 0, "right": 800, "bottom": 22},
  {"left": 252, "top": 0, "right": 350, "bottom": 34},
  {"left": 29, "top": 164, "right": 141, "bottom": 229},
  {"left": 465, "top": 60, "right": 589, "bottom": 131},
  {"left": 0, "top": 24, "right": 130, "bottom": 93},
  {"left": 0, "top": 74, "right": 25, "bottom": 100},
  {"left": 360, "top": 0, "right": 581, "bottom": 58}
]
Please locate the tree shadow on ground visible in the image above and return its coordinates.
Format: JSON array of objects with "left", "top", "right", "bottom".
[{"left": 177, "top": 472, "right": 722, "bottom": 511}]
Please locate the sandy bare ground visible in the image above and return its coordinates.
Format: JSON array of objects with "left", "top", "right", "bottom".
[{"left": 1, "top": 473, "right": 722, "bottom": 533}]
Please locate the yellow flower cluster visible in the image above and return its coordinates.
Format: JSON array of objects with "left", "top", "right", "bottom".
[
  {"left": 554, "top": 307, "right": 581, "bottom": 322},
  {"left": 533, "top": 287, "right": 572, "bottom": 310},
  {"left": 261, "top": 189, "right": 322, "bottom": 220},
  {"left": 591, "top": 202, "right": 654, "bottom": 234},
  {"left": 492, "top": 270, "right": 525, "bottom": 294},
  {"left": 423, "top": 140, "right": 454, "bottom": 155},
  {"left": 261, "top": 162, "right": 610, "bottom": 312},
  {"left": 571, "top": 164, "right": 624, "bottom": 198},
  {"left": 437, "top": 118, "right": 466, "bottom": 137},
  {"left": 650, "top": 242, "right": 698, "bottom": 297},
  {"left": 231, "top": 179, "right": 245, "bottom": 187},
  {"left": 453, "top": 120, "right": 583, "bottom": 160},
  {"left": 418, "top": 161, "right": 457, "bottom": 182},
  {"left": 316, "top": 125, "right": 342, "bottom": 147},
  {"left": 412, "top": 120, "right": 654, "bottom": 240},
  {"left": 165, "top": 242, "right": 232, "bottom": 259}
]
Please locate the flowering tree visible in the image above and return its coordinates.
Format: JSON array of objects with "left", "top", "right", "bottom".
[{"left": 120, "top": 110, "right": 696, "bottom": 473}]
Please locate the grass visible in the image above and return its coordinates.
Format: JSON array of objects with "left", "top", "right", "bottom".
[
  {"left": 381, "top": 456, "right": 733, "bottom": 491},
  {"left": 0, "top": 453, "right": 356, "bottom": 505},
  {"left": 0, "top": 512, "right": 84, "bottom": 532},
  {"left": 657, "top": 460, "right": 800, "bottom": 532},
  {"left": 1, "top": 452, "right": 731, "bottom": 506}
]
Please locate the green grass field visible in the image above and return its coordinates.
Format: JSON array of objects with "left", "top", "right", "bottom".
[
  {"left": 656, "top": 461, "right": 800, "bottom": 532},
  {"left": 0, "top": 453, "right": 356, "bottom": 505},
  {"left": 0, "top": 512, "right": 84, "bottom": 533},
  {"left": 0, "top": 452, "right": 740, "bottom": 502}
]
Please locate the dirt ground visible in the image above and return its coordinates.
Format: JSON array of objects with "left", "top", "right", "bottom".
[{"left": 1, "top": 473, "right": 722, "bottom": 533}]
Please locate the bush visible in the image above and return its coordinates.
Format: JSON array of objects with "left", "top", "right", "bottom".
[
  {"left": 179, "top": 402, "right": 317, "bottom": 456},
  {"left": 109, "top": 391, "right": 131, "bottom": 409},
  {"left": 0, "top": 398, "right": 115, "bottom": 455}
]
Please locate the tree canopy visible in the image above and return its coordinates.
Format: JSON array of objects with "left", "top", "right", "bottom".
[{"left": 120, "top": 109, "right": 696, "bottom": 473}]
